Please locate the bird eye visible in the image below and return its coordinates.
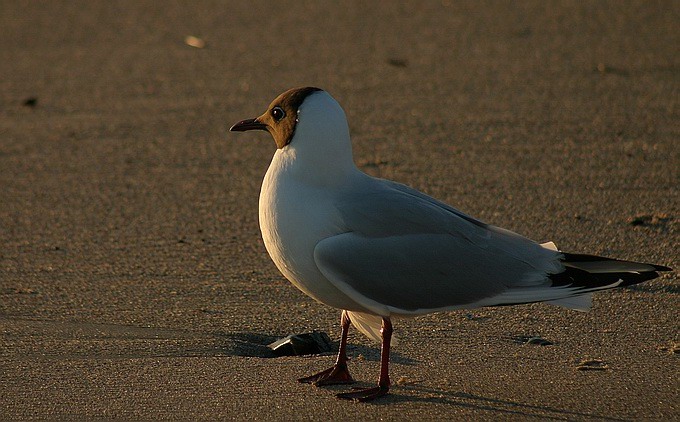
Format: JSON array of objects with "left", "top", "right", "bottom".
[{"left": 271, "top": 106, "right": 286, "bottom": 121}]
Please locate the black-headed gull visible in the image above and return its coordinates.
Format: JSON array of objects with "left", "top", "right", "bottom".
[{"left": 230, "top": 87, "right": 670, "bottom": 401}]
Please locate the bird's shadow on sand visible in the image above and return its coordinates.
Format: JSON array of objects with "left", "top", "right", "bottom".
[
  {"left": 321, "top": 385, "right": 627, "bottom": 421},
  {"left": 1, "top": 316, "right": 415, "bottom": 363},
  {"left": 624, "top": 283, "right": 679, "bottom": 294},
  {"left": 221, "top": 331, "right": 416, "bottom": 365}
]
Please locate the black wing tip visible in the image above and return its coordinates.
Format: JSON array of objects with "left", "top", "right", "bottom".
[
  {"left": 549, "top": 267, "right": 665, "bottom": 290},
  {"left": 561, "top": 252, "right": 672, "bottom": 272},
  {"left": 617, "top": 270, "right": 664, "bottom": 287}
]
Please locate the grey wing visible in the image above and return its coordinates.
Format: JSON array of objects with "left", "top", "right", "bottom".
[
  {"left": 335, "top": 177, "right": 562, "bottom": 274},
  {"left": 335, "top": 178, "right": 489, "bottom": 240},
  {"left": 321, "top": 178, "right": 565, "bottom": 315},
  {"left": 383, "top": 179, "right": 489, "bottom": 230},
  {"left": 314, "top": 232, "right": 558, "bottom": 315}
]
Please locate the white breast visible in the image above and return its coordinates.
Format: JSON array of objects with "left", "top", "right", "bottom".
[{"left": 258, "top": 149, "right": 368, "bottom": 311}]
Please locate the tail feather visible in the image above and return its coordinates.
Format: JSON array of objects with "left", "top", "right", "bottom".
[
  {"left": 551, "top": 253, "right": 670, "bottom": 290},
  {"left": 561, "top": 252, "right": 671, "bottom": 273},
  {"left": 549, "top": 265, "right": 660, "bottom": 289},
  {"left": 496, "top": 245, "right": 671, "bottom": 312}
]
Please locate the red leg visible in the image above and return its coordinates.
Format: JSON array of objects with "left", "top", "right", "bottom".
[
  {"left": 337, "top": 317, "right": 392, "bottom": 402},
  {"left": 298, "top": 310, "right": 355, "bottom": 385}
]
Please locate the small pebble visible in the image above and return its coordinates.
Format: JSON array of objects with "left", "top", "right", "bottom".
[
  {"left": 396, "top": 376, "right": 422, "bottom": 385},
  {"left": 525, "top": 336, "right": 553, "bottom": 346},
  {"left": 629, "top": 213, "right": 671, "bottom": 227},
  {"left": 185, "top": 35, "right": 206, "bottom": 49},
  {"left": 576, "top": 359, "right": 608, "bottom": 371},
  {"left": 387, "top": 58, "right": 408, "bottom": 68}
]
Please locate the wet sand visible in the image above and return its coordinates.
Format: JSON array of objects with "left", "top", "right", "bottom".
[{"left": 1, "top": 1, "right": 678, "bottom": 420}]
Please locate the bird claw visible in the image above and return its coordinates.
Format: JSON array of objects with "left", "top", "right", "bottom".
[
  {"left": 336, "top": 384, "right": 389, "bottom": 402},
  {"left": 297, "top": 363, "right": 355, "bottom": 386}
]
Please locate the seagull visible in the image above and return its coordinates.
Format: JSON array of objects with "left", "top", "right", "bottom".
[{"left": 230, "top": 87, "right": 671, "bottom": 401}]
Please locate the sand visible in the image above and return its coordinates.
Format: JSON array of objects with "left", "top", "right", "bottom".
[{"left": 1, "top": 1, "right": 678, "bottom": 420}]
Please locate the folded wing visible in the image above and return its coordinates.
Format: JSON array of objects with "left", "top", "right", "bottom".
[
  {"left": 316, "top": 179, "right": 564, "bottom": 315},
  {"left": 316, "top": 178, "right": 669, "bottom": 317}
]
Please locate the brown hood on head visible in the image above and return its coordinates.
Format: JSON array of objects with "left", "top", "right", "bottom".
[{"left": 230, "top": 87, "right": 322, "bottom": 149}]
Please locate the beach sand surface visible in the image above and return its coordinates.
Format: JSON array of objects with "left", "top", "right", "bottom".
[{"left": 1, "top": 1, "right": 678, "bottom": 420}]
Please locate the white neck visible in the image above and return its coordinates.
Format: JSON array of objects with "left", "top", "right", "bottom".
[{"left": 273, "top": 91, "right": 359, "bottom": 186}]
